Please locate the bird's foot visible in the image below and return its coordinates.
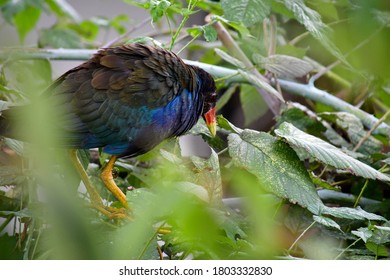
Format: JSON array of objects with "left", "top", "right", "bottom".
[{"left": 90, "top": 203, "right": 131, "bottom": 220}]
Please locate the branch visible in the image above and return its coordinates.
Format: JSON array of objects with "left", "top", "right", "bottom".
[{"left": 0, "top": 48, "right": 389, "bottom": 136}]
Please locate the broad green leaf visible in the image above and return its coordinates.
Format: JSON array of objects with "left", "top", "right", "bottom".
[
  {"left": 238, "top": 70, "right": 284, "bottom": 102},
  {"left": 77, "top": 20, "right": 100, "bottom": 40},
  {"left": 215, "top": 48, "right": 246, "bottom": 69},
  {"left": 239, "top": 84, "right": 267, "bottom": 126},
  {"left": 228, "top": 129, "right": 323, "bottom": 214},
  {"left": 321, "top": 206, "right": 385, "bottom": 221},
  {"left": 0, "top": 0, "right": 44, "bottom": 23},
  {"left": 371, "top": 224, "right": 390, "bottom": 244},
  {"left": 187, "top": 26, "right": 203, "bottom": 38},
  {"left": 187, "top": 25, "right": 217, "bottom": 42},
  {"left": 313, "top": 215, "right": 340, "bottom": 230},
  {"left": 13, "top": 5, "right": 41, "bottom": 43},
  {"left": 221, "top": 0, "right": 272, "bottom": 27},
  {"left": 351, "top": 227, "right": 373, "bottom": 243},
  {"left": 39, "top": 27, "right": 82, "bottom": 48},
  {"left": 202, "top": 25, "right": 217, "bottom": 42},
  {"left": 149, "top": 0, "right": 170, "bottom": 22},
  {"left": 110, "top": 14, "right": 129, "bottom": 34},
  {"left": 212, "top": 15, "right": 251, "bottom": 38},
  {"left": 216, "top": 115, "right": 243, "bottom": 134},
  {"left": 45, "top": 0, "right": 81, "bottom": 22},
  {"left": 365, "top": 242, "right": 389, "bottom": 257},
  {"left": 253, "top": 54, "right": 314, "bottom": 79},
  {"left": 275, "top": 122, "right": 390, "bottom": 182}
]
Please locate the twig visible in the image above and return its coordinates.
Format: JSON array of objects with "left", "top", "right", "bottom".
[
  {"left": 352, "top": 109, "right": 390, "bottom": 152},
  {"left": 334, "top": 237, "right": 362, "bottom": 260},
  {"left": 102, "top": 17, "right": 151, "bottom": 48},
  {"left": 353, "top": 179, "right": 369, "bottom": 208},
  {"left": 287, "top": 220, "right": 316, "bottom": 255},
  {"left": 169, "top": 0, "right": 198, "bottom": 50}
]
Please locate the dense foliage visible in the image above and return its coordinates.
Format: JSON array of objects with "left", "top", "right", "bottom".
[{"left": 0, "top": 0, "right": 390, "bottom": 260}]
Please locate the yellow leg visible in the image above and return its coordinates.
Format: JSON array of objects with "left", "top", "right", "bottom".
[
  {"left": 69, "top": 150, "right": 128, "bottom": 219},
  {"left": 100, "top": 155, "right": 128, "bottom": 208},
  {"left": 69, "top": 149, "right": 104, "bottom": 207}
]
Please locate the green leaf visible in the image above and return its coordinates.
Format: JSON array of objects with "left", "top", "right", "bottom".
[
  {"left": 45, "top": 0, "right": 81, "bottom": 22},
  {"left": 322, "top": 206, "right": 385, "bottom": 222},
  {"left": 187, "top": 25, "right": 217, "bottom": 42},
  {"left": 39, "top": 27, "right": 82, "bottom": 48},
  {"left": 351, "top": 227, "right": 373, "bottom": 243},
  {"left": 150, "top": 0, "right": 170, "bottom": 22},
  {"left": 216, "top": 115, "right": 243, "bottom": 134},
  {"left": 202, "top": 25, "right": 217, "bottom": 42},
  {"left": 221, "top": 0, "right": 272, "bottom": 27},
  {"left": 77, "top": 20, "right": 99, "bottom": 40},
  {"left": 239, "top": 84, "right": 267, "bottom": 126},
  {"left": 212, "top": 15, "right": 251, "bottom": 38},
  {"left": 187, "top": 26, "right": 203, "bottom": 38},
  {"left": 275, "top": 122, "right": 390, "bottom": 182},
  {"left": 13, "top": 5, "right": 41, "bottom": 43},
  {"left": 313, "top": 215, "right": 340, "bottom": 230},
  {"left": 371, "top": 224, "right": 390, "bottom": 244},
  {"left": 238, "top": 69, "right": 285, "bottom": 102},
  {"left": 110, "top": 14, "right": 129, "bottom": 34},
  {"left": 228, "top": 129, "right": 323, "bottom": 214},
  {"left": 365, "top": 242, "right": 389, "bottom": 257}
]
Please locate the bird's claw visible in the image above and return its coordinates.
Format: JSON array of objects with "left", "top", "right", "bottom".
[{"left": 90, "top": 204, "right": 131, "bottom": 220}]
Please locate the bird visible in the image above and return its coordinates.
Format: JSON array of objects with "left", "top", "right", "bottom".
[{"left": 0, "top": 43, "right": 217, "bottom": 218}]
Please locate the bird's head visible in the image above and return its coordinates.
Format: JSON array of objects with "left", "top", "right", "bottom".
[{"left": 195, "top": 67, "right": 218, "bottom": 137}]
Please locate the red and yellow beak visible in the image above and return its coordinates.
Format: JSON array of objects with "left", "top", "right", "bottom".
[{"left": 203, "top": 106, "right": 216, "bottom": 137}]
